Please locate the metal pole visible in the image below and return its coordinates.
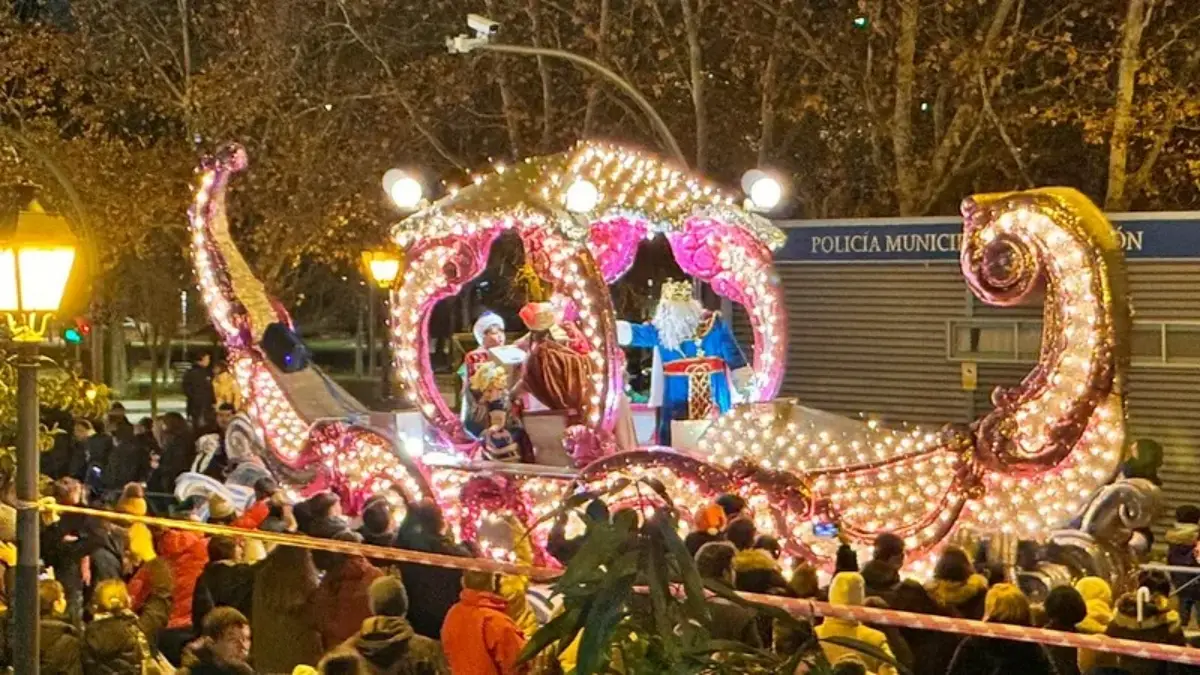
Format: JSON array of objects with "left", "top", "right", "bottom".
[
  {"left": 380, "top": 287, "right": 393, "bottom": 407},
  {"left": 14, "top": 344, "right": 40, "bottom": 675},
  {"left": 471, "top": 43, "right": 688, "bottom": 169},
  {"left": 367, "top": 284, "right": 377, "bottom": 376}
]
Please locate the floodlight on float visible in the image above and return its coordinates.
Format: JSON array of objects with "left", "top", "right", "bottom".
[
  {"left": 564, "top": 179, "right": 600, "bottom": 214},
  {"left": 382, "top": 169, "right": 425, "bottom": 210},
  {"left": 741, "top": 169, "right": 783, "bottom": 212}
]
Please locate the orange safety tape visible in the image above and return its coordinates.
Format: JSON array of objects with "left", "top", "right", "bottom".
[
  {"left": 41, "top": 504, "right": 1200, "bottom": 663},
  {"left": 41, "top": 503, "right": 560, "bottom": 582}
]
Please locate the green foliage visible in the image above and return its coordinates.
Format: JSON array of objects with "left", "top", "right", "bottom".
[
  {"left": 0, "top": 352, "right": 110, "bottom": 479},
  {"left": 522, "top": 478, "right": 907, "bottom": 675}
]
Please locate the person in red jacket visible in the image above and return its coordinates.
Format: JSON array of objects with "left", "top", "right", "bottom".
[
  {"left": 311, "top": 531, "right": 384, "bottom": 649},
  {"left": 128, "top": 526, "right": 209, "bottom": 665},
  {"left": 441, "top": 570, "right": 527, "bottom": 675}
]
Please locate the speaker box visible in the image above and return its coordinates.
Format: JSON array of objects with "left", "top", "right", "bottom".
[{"left": 261, "top": 322, "right": 310, "bottom": 373}]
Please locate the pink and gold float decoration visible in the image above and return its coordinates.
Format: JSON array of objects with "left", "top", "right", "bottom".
[{"left": 189, "top": 139, "right": 1131, "bottom": 574}]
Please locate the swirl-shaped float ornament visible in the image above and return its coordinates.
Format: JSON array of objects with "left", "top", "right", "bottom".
[
  {"left": 693, "top": 188, "right": 1130, "bottom": 570},
  {"left": 188, "top": 144, "right": 434, "bottom": 509}
]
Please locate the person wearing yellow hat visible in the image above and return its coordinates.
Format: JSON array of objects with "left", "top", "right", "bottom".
[{"left": 816, "top": 572, "right": 898, "bottom": 675}]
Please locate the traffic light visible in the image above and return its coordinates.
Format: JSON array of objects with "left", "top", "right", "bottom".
[{"left": 63, "top": 316, "right": 90, "bottom": 344}]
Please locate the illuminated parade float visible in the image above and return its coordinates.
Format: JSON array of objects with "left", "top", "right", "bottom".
[{"left": 187, "top": 141, "right": 1158, "bottom": 584}]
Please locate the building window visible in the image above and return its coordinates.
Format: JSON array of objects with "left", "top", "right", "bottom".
[{"left": 946, "top": 319, "right": 1198, "bottom": 368}]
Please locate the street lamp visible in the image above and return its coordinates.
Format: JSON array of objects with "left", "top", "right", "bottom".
[
  {"left": 741, "top": 169, "right": 785, "bottom": 213},
  {"left": 361, "top": 250, "right": 404, "bottom": 408},
  {"left": 0, "top": 196, "right": 78, "bottom": 675}
]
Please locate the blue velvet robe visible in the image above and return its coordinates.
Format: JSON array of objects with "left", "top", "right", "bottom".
[{"left": 626, "top": 312, "right": 748, "bottom": 445}]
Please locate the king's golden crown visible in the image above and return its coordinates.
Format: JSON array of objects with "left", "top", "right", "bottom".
[{"left": 661, "top": 278, "right": 693, "bottom": 301}]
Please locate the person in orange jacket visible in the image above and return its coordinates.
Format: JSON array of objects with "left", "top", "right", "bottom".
[{"left": 441, "top": 570, "right": 527, "bottom": 675}]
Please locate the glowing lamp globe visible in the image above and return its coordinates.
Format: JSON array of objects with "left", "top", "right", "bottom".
[
  {"left": 742, "top": 169, "right": 783, "bottom": 211},
  {"left": 361, "top": 250, "right": 404, "bottom": 289},
  {"left": 564, "top": 179, "right": 600, "bottom": 214},
  {"left": 0, "top": 198, "right": 78, "bottom": 341},
  {"left": 382, "top": 169, "right": 424, "bottom": 210}
]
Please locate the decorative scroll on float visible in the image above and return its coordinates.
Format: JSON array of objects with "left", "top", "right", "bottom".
[
  {"left": 188, "top": 145, "right": 434, "bottom": 510},
  {"left": 689, "top": 188, "right": 1131, "bottom": 571}
]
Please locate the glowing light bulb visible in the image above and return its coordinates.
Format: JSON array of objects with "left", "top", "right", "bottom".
[
  {"left": 383, "top": 169, "right": 424, "bottom": 210},
  {"left": 564, "top": 179, "right": 600, "bottom": 213}
]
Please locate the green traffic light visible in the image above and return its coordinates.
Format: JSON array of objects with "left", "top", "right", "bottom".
[
  {"left": 853, "top": 16, "right": 869, "bottom": 29},
  {"left": 64, "top": 328, "right": 82, "bottom": 344}
]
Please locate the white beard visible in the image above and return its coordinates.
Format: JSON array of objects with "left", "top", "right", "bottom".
[{"left": 652, "top": 299, "right": 704, "bottom": 352}]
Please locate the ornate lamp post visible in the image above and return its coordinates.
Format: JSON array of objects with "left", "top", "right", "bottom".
[
  {"left": 0, "top": 197, "right": 79, "bottom": 675},
  {"left": 361, "top": 250, "right": 404, "bottom": 407}
]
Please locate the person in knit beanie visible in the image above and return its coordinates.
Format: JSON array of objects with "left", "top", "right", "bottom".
[
  {"left": 816, "top": 572, "right": 897, "bottom": 675},
  {"left": 327, "top": 575, "right": 448, "bottom": 674},
  {"left": 685, "top": 504, "right": 727, "bottom": 557}
]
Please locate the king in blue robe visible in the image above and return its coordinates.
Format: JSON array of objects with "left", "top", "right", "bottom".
[{"left": 617, "top": 283, "right": 750, "bottom": 446}]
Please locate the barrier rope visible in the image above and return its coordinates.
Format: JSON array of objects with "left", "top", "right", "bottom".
[
  {"left": 42, "top": 503, "right": 560, "bottom": 582},
  {"left": 39, "top": 503, "right": 1200, "bottom": 664}
]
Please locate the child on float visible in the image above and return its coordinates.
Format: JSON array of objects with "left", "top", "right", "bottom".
[{"left": 470, "top": 362, "right": 525, "bottom": 463}]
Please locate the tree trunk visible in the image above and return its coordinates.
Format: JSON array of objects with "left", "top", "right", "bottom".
[
  {"left": 484, "top": 0, "right": 523, "bottom": 158},
  {"left": 892, "top": 0, "right": 920, "bottom": 215},
  {"left": 526, "top": 0, "right": 554, "bottom": 151},
  {"left": 354, "top": 307, "right": 364, "bottom": 377},
  {"left": 1107, "top": 0, "right": 1154, "bottom": 210},
  {"left": 679, "top": 0, "right": 707, "bottom": 171},
  {"left": 148, "top": 324, "right": 161, "bottom": 420},
  {"left": 756, "top": 0, "right": 790, "bottom": 166},
  {"left": 582, "top": 0, "right": 611, "bottom": 136},
  {"left": 108, "top": 317, "right": 126, "bottom": 397}
]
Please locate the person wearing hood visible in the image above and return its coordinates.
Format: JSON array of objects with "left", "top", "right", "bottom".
[
  {"left": 0, "top": 579, "right": 83, "bottom": 674},
  {"left": 1074, "top": 576, "right": 1114, "bottom": 672},
  {"left": 332, "top": 575, "right": 448, "bottom": 674},
  {"left": 1165, "top": 504, "right": 1200, "bottom": 625},
  {"left": 945, "top": 583, "right": 1057, "bottom": 675},
  {"left": 313, "top": 531, "right": 385, "bottom": 648},
  {"left": 177, "top": 607, "right": 255, "bottom": 675},
  {"left": 250, "top": 545, "right": 323, "bottom": 673},
  {"left": 884, "top": 580, "right": 957, "bottom": 675},
  {"left": 925, "top": 546, "right": 989, "bottom": 620},
  {"left": 393, "top": 502, "right": 471, "bottom": 640},
  {"left": 815, "top": 572, "right": 897, "bottom": 675},
  {"left": 441, "top": 570, "right": 526, "bottom": 675},
  {"left": 685, "top": 504, "right": 726, "bottom": 557},
  {"left": 191, "top": 537, "right": 260, "bottom": 631},
  {"left": 860, "top": 533, "right": 905, "bottom": 605},
  {"left": 1101, "top": 569, "right": 1185, "bottom": 675},
  {"left": 81, "top": 525, "right": 173, "bottom": 675}
]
